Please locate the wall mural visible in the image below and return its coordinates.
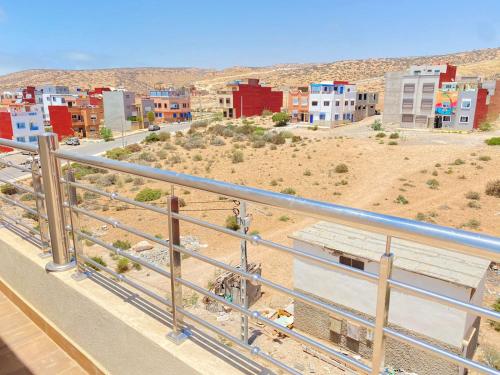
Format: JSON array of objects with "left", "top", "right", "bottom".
[{"left": 435, "top": 90, "right": 458, "bottom": 115}]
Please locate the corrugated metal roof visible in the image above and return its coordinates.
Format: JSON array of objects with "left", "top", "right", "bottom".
[{"left": 290, "top": 221, "right": 490, "bottom": 289}]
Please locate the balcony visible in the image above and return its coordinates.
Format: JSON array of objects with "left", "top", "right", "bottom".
[{"left": 0, "top": 135, "right": 499, "bottom": 375}]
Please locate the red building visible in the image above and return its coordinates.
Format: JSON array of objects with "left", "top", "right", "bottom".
[
  {"left": 88, "top": 87, "right": 111, "bottom": 106},
  {"left": 473, "top": 88, "right": 488, "bottom": 129},
  {"left": 217, "top": 79, "right": 283, "bottom": 118},
  {"left": 48, "top": 106, "right": 74, "bottom": 140},
  {"left": 21, "top": 86, "right": 36, "bottom": 104},
  {"left": 0, "top": 111, "right": 13, "bottom": 152}
]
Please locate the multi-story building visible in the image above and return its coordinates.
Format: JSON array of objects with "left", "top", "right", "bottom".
[
  {"left": 150, "top": 89, "right": 191, "bottom": 123},
  {"left": 0, "top": 104, "right": 44, "bottom": 152},
  {"left": 88, "top": 87, "right": 111, "bottom": 106},
  {"left": 103, "top": 90, "right": 137, "bottom": 132},
  {"left": 354, "top": 92, "right": 379, "bottom": 121},
  {"left": 34, "top": 85, "right": 72, "bottom": 123},
  {"left": 288, "top": 87, "right": 309, "bottom": 122},
  {"left": 135, "top": 97, "right": 155, "bottom": 128},
  {"left": 291, "top": 221, "right": 489, "bottom": 375},
  {"left": 217, "top": 79, "right": 283, "bottom": 118},
  {"left": 308, "top": 81, "right": 357, "bottom": 125}
]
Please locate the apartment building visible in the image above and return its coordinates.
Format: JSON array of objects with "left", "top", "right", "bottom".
[
  {"left": 291, "top": 221, "right": 489, "bottom": 375},
  {"left": 135, "top": 97, "right": 155, "bottom": 127},
  {"left": 308, "top": 81, "right": 357, "bottom": 125},
  {"left": 150, "top": 89, "right": 191, "bottom": 123},
  {"left": 288, "top": 87, "right": 309, "bottom": 122},
  {"left": 35, "top": 85, "right": 72, "bottom": 123},
  {"left": 103, "top": 90, "right": 137, "bottom": 132},
  {"left": 354, "top": 92, "right": 378, "bottom": 121},
  {"left": 217, "top": 79, "right": 283, "bottom": 118},
  {"left": 88, "top": 87, "right": 111, "bottom": 106},
  {"left": 0, "top": 104, "right": 44, "bottom": 152}
]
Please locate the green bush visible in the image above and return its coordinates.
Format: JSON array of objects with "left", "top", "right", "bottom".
[
  {"left": 85, "top": 256, "right": 107, "bottom": 271},
  {"left": 462, "top": 219, "right": 480, "bottom": 230},
  {"left": 388, "top": 141, "right": 398, "bottom": 145},
  {"left": 334, "top": 163, "right": 349, "bottom": 173},
  {"left": 158, "top": 132, "right": 171, "bottom": 141},
  {"left": 375, "top": 132, "right": 386, "bottom": 138},
  {"left": 281, "top": 187, "right": 296, "bottom": 195},
  {"left": 193, "top": 154, "right": 203, "bottom": 161},
  {"left": 465, "top": 191, "right": 480, "bottom": 200},
  {"left": 113, "top": 239, "right": 131, "bottom": 250},
  {"left": 106, "top": 147, "right": 131, "bottom": 160},
  {"left": 64, "top": 163, "right": 106, "bottom": 180},
  {"left": 371, "top": 120, "right": 382, "bottom": 131},
  {"left": 1, "top": 183, "right": 18, "bottom": 195},
  {"left": 426, "top": 179, "right": 439, "bottom": 189},
  {"left": 479, "top": 122, "right": 493, "bottom": 131},
  {"left": 453, "top": 158, "right": 465, "bottom": 165},
  {"left": 485, "top": 180, "right": 500, "bottom": 198},
  {"left": 264, "top": 132, "right": 286, "bottom": 145},
  {"left": 231, "top": 150, "right": 244, "bottom": 164},
  {"left": 485, "top": 137, "right": 500, "bottom": 146},
  {"left": 125, "top": 143, "right": 142, "bottom": 153},
  {"left": 271, "top": 112, "right": 290, "bottom": 127},
  {"left": 116, "top": 257, "right": 130, "bottom": 273},
  {"left": 278, "top": 215, "right": 290, "bottom": 222},
  {"left": 144, "top": 133, "right": 160, "bottom": 143},
  {"left": 20, "top": 193, "right": 35, "bottom": 201},
  {"left": 478, "top": 155, "right": 491, "bottom": 161},
  {"left": 225, "top": 215, "right": 240, "bottom": 231},
  {"left": 134, "top": 188, "right": 162, "bottom": 202},
  {"left": 389, "top": 132, "right": 400, "bottom": 139},
  {"left": 100, "top": 127, "right": 114, "bottom": 142},
  {"left": 394, "top": 195, "right": 409, "bottom": 205}
]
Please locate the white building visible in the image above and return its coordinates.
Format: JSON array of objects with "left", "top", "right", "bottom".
[
  {"left": 35, "top": 86, "right": 71, "bottom": 123},
  {"left": 308, "top": 82, "right": 357, "bottom": 125},
  {"left": 291, "top": 221, "right": 489, "bottom": 375},
  {"left": 103, "top": 90, "right": 136, "bottom": 132},
  {"left": 9, "top": 105, "right": 45, "bottom": 145}
]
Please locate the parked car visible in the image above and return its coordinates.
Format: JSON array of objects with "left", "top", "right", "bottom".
[
  {"left": 65, "top": 137, "right": 80, "bottom": 146},
  {"left": 148, "top": 124, "right": 160, "bottom": 131}
]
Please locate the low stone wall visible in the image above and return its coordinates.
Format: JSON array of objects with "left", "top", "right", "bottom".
[{"left": 294, "top": 289, "right": 463, "bottom": 375}]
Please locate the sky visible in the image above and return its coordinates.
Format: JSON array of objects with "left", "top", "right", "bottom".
[{"left": 0, "top": 0, "right": 499, "bottom": 75}]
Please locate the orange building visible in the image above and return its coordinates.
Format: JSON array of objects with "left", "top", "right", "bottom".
[
  {"left": 288, "top": 87, "right": 309, "bottom": 122},
  {"left": 149, "top": 89, "right": 191, "bottom": 123}
]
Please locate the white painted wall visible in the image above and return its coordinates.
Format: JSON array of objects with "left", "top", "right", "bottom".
[
  {"left": 10, "top": 106, "right": 44, "bottom": 145},
  {"left": 293, "top": 239, "right": 478, "bottom": 348}
]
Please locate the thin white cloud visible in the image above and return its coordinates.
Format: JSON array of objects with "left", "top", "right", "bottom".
[{"left": 65, "top": 51, "right": 94, "bottom": 62}]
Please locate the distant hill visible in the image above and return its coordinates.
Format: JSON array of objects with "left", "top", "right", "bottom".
[{"left": 0, "top": 48, "right": 498, "bottom": 108}]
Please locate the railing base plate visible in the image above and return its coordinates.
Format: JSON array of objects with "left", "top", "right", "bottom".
[
  {"left": 45, "top": 260, "right": 76, "bottom": 272},
  {"left": 166, "top": 329, "right": 191, "bottom": 345},
  {"left": 38, "top": 251, "right": 52, "bottom": 259},
  {"left": 71, "top": 271, "right": 89, "bottom": 281}
]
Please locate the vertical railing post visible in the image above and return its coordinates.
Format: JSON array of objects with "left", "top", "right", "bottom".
[
  {"left": 37, "top": 133, "right": 75, "bottom": 272},
  {"left": 66, "top": 169, "right": 85, "bottom": 277},
  {"left": 239, "top": 201, "right": 249, "bottom": 343},
  {"left": 167, "top": 195, "right": 189, "bottom": 343},
  {"left": 32, "top": 164, "right": 50, "bottom": 256},
  {"left": 371, "top": 236, "right": 394, "bottom": 375}
]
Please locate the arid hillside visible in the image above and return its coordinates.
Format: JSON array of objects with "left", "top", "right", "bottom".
[{"left": 0, "top": 48, "right": 498, "bottom": 98}]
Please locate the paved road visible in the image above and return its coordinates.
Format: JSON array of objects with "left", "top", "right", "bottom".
[{"left": 0, "top": 122, "right": 191, "bottom": 182}]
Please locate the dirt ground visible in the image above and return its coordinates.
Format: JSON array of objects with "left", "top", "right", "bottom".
[{"left": 2, "top": 115, "right": 499, "bottom": 374}]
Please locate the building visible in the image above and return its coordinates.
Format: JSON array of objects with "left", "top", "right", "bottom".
[
  {"left": 47, "top": 106, "right": 75, "bottom": 140},
  {"left": 150, "top": 89, "right": 191, "bottom": 123},
  {"left": 103, "top": 90, "right": 137, "bottom": 132},
  {"left": 308, "top": 81, "right": 357, "bottom": 125},
  {"left": 135, "top": 97, "right": 155, "bottom": 128},
  {"left": 88, "top": 87, "right": 111, "bottom": 106},
  {"left": 288, "top": 87, "right": 309, "bottom": 122},
  {"left": 354, "top": 92, "right": 379, "bottom": 121},
  {"left": 217, "top": 79, "right": 283, "bottom": 118},
  {"left": 291, "top": 221, "right": 489, "bottom": 375},
  {"left": 0, "top": 104, "right": 44, "bottom": 152}
]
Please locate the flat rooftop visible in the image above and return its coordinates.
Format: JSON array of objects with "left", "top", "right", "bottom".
[{"left": 291, "top": 221, "right": 490, "bottom": 289}]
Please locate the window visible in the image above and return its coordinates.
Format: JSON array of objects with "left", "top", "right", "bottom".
[
  {"left": 422, "top": 83, "right": 435, "bottom": 93},
  {"left": 90, "top": 115, "right": 97, "bottom": 121},
  {"left": 402, "top": 114, "right": 414, "bottom": 123},
  {"left": 442, "top": 115, "right": 451, "bottom": 122},
  {"left": 402, "top": 98, "right": 413, "bottom": 109},
  {"left": 225, "top": 98, "right": 230, "bottom": 104},
  {"left": 16, "top": 136, "right": 26, "bottom": 142},
  {"left": 461, "top": 99, "right": 472, "bottom": 109},
  {"left": 311, "top": 101, "right": 318, "bottom": 106},
  {"left": 403, "top": 83, "right": 415, "bottom": 93},
  {"left": 364, "top": 93, "right": 368, "bottom": 100},
  {"left": 323, "top": 101, "right": 330, "bottom": 106},
  {"left": 16, "top": 122, "right": 26, "bottom": 129},
  {"left": 335, "top": 100, "right": 340, "bottom": 107},
  {"left": 344, "top": 100, "right": 348, "bottom": 106},
  {"left": 319, "top": 113, "right": 326, "bottom": 120},
  {"left": 460, "top": 116, "right": 469, "bottom": 123},
  {"left": 350, "top": 100, "right": 354, "bottom": 106},
  {"left": 29, "top": 123, "right": 39, "bottom": 131},
  {"left": 164, "top": 103, "right": 168, "bottom": 108},
  {"left": 293, "top": 98, "right": 299, "bottom": 105},
  {"left": 28, "top": 136, "right": 37, "bottom": 143},
  {"left": 301, "top": 98, "right": 308, "bottom": 106},
  {"left": 415, "top": 115, "right": 427, "bottom": 124},
  {"left": 334, "top": 114, "right": 339, "bottom": 120},
  {"left": 421, "top": 98, "right": 433, "bottom": 110},
  {"left": 219, "top": 98, "right": 223, "bottom": 104},
  {"left": 358, "top": 93, "right": 362, "bottom": 100}
]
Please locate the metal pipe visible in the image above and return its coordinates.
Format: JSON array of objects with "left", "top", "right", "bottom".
[
  {"left": 371, "top": 237, "right": 394, "bottom": 374},
  {"left": 0, "top": 176, "right": 41, "bottom": 198},
  {"left": 52, "top": 149, "right": 500, "bottom": 260},
  {"left": 0, "top": 158, "right": 39, "bottom": 175},
  {"left": 66, "top": 170, "right": 84, "bottom": 273},
  {"left": 384, "top": 327, "right": 498, "bottom": 375},
  {"left": 0, "top": 194, "right": 46, "bottom": 219},
  {"left": 0, "top": 138, "right": 38, "bottom": 153},
  {"left": 0, "top": 212, "right": 41, "bottom": 236},
  {"left": 38, "top": 134, "right": 75, "bottom": 272},
  {"left": 32, "top": 172, "right": 50, "bottom": 252}
]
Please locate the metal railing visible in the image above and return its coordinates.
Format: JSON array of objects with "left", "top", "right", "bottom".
[{"left": 0, "top": 133, "right": 499, "bottom": 375}]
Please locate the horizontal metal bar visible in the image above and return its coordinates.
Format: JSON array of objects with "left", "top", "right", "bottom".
[
  {"left": 384, "top": 327, "right": 498, "bottom": 375},
  {"left": 0, "top": 158, "right": 39, "bottom": 175},
  {"left": 177, "top": 276, "right": 371, "bottom": 373},
  {"left": 0, "top": 138, "right": 38, "bottom": 153},
  {"left": 0, "top": 177, "right": 43, "bottom": 199},
  {"left": 0, "top": 195, "right": 47, "bottom": 220},
  {"left": 0, "top": 212, "right": 41, "bottom": 235},
  {"left": 76, "top": 230, "right": 171, "bottom": 279},
  {"left": 80, "top": 255, "right": 172, "bottom": 307},
  {"left": 171, "top": 243, "right": 374, "bottom": 330},
  {"left": 389, "top": 279, "right": 500, "bottom": 323},
  {"left": 53, "top": 149, "right": 500, "bottom": 261},
  {"left": 69, "top": 205, "right": 169, "bottom": 248}
]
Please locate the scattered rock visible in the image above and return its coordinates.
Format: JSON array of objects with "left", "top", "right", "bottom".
[{"left": 132, "top": 240, "right": 154, "bottom": 252}]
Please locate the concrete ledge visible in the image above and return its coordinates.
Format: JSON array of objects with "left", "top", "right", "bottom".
[{"left": 0, "top": 227, "right": 261, "bottom": 375}]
